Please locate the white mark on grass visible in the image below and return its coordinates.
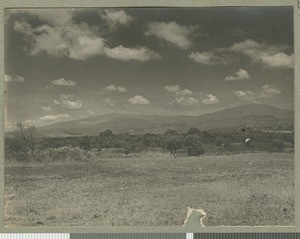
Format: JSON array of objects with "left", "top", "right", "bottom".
[{"left": 183, "top": 206, "right": 206, "bottom": 227}]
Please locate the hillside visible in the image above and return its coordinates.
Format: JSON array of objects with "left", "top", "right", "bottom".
[{"left": 37, "top": 104, "right": 294, "bottom": 136}]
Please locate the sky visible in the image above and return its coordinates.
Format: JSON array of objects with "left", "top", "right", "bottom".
[{"left": 4, "top": 7, "right": 294, "bottom": 129}]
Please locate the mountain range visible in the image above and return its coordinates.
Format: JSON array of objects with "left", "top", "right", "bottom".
[{"left": 36, "top": 104, "right": 294, "bottom": 137}]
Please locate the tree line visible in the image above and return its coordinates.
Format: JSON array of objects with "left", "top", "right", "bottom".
[{"left": 5, "top": 122, "right": 294, "bottom": 161}]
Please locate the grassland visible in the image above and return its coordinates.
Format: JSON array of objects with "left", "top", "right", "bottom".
[{"left": 4, "top": 152, "right": 294, "bottom": 226}]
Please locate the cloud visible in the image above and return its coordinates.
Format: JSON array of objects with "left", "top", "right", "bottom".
[
  {"left": 12, "top": 11, "right": 159, "bottom": 62},
  {"left": 128, "top": 95, "right": 150, "bottom": 105},
  {"left": 87, "top": 109, "right": 95, "bottom": 115},
  {"left": 188, "top": 51, "right": 230, "bottom": 65},
  {"left": 105, "top": 85, "right": 117, "bottom": 91},
  {"left": 117, "top": 86, "right": 126, "bottom": 92},
  {"left": 9, "top": 9, "right": 73, "bottom": 26},
  {"left": 164, "top": 85, "right": 193, "bottom": 95},
  {"left": 164, "top": 85, "right": 181, "bottom": 93},
  {"left": 234, "top": 90, "right": 259, "bottom": 103},
  {"left": 172, "top": 96, "right": 199, "bottom": 106},
  {"left": 68, "top": 36, "right": 106, "bottom": 61},
  {"left": 99, "top": 9, "right": 134, "bottom": 31},
  {"left": 104, "top": 84, "right": 126, "bottom": 92},
  {"left": 230, "top": 39, "right": 294, "bottom": 68},
  {"left": 13, "top": 18, "right": 106, "bottom": 60},
  {"left": 260, "top": 84, "right": 281, "bottom": 98},
  {"left": 145, "top": 21, "right": 199, "bottom": 49},
  {"left": 53, "top": 94, "right": 83, "bottom": 110},
  {"left": 51, "top": 77, "right": 76, "bottom": 86},
  {"left": 179, "top": 89, "right": 193, "bottom": 96},
  {"left": 104, "top": 45, "right": 161, "bottom": 62},
  {"left": 224, "top": 69, "right": 250, "bottom": 81},
  {"left": 39, "top": 114, "right": 70, "bottom": 122},
  {"left": 189, "top": 39, "right": 293, "bottom": 68},
  {"left": 202, "top": 94, "right": 219, "bottom": 105},
  {"left": 105, "top": 98, "right": 115, "bottom": 107},
  {"left": 234, "top": 84, "right": 281, "bottom": 103},
  {"left": 4, "top": 74, "right": 25, "bottom": 82},
  {"left": 41, "top": 106, "right": 53, "bottom": 112},
  {"left": 259, "top": 53, "right": 294, "bottom": 68}
]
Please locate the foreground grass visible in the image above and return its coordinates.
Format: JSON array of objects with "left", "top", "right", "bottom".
[{"left": 5, "top": 152, "right": 294, "bottom": 226}]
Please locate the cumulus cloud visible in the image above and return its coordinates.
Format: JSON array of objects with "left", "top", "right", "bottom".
[
  {"left": 104, "top": 45, "right": 161, "bottom": 62},
  {"left": 202, "top": 94, "right": 219, "bottom": 105},
  {"left": 117, "top": 86, "right": 126, "bottom": 92},
  {"left": 188, "top": 51, "right": 230, "bottom": 65},
  {"left": 164, "top": 85, "right": 196, "bottom": 106},
  {"left": 104, "top": 84, "right": 126, "bottom": 92},
  {"left": 39, "top": 114, "right": 70, "bottom": 122},
  {"left": 99, "top": 9, "right": 134, "bottom": 31},
  {"left": 259, "top": 53, "right": 293, "bottom": 68},
  {"left": 234, "top": 84, "right": 281, "bottom": 103},
  {"left": 4, "top": 74, "right": 25, "bottom": 82},
  {"left": 164, "top": 85, "right": 181, "bottom": 93},
  {"left": 145, "top": 21, "right": 199, "bottom": 49},
  {"left": 9, "top": 9, "right": 73, "bottom": 26},
  {"left": 172, "top": 96, "right": 199, "bottom": 106},
  {"left": 105, "top": 85, "right": 117, "bottom": 91},
  {"left": 230, "top": 39, "right": 294, "bottom": 68},
  {"left": 260, "top": 84, "right": 281, "bottom": 98},
  {"left": 51, "top": 77, "right": 76, "bottom": 86},
  {"left": 224, "top": 69, "right": 250, "bottom": 81},
  {"left": 41, "top": 106, "right": 53, "bottom": 112},
  {"left": 234, "top": 90, "right": 259, "bottom": 103},
  {"left": 87, "top": 110, "right": 95, "bottom": 115},
  {"left": 53, "top": 94, "right": 83, "bottom": 110},
  {"left": 189, "top": 39, "right": 293, "bottom": 68},
  {"left": 164, "top": 85, "right": 193, "bottom": 95},
  {"left": 128, "top": 95, "right": 150, "bottom": 105},
  {"left": 12, "top": 10, "right": 160, "bottom": 62},
  {"left": 105, "top": 98, "right": 115, "bottom": 107},
  {"left": 179, "top": 89, "right": 193, "bottom": 96},
  {"left": 13, "top": 18, "right": 106, "bottom": 60}
]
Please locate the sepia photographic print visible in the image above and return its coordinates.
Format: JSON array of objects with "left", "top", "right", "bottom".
[{"left": 3, "top": 6, "right": 294, "bottom": 227}]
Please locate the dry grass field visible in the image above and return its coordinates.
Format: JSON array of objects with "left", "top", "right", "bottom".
[{"left": 4, "top": 152, "right": 294, "bottom": 227}]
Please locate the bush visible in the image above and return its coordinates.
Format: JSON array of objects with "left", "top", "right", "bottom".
[
  {"left": 187, "top": 143, "right": 206, "bottom": 156},
  {"left": 187, "top": 127, "right": 201, "bottom": 135},
  {"left": 185, "top": 136, "right": 206, "bottom": 156},
  {"left": 35, "top": 146, "right": 91, "bottom": 162},
  {"left": 79, "top": 136, "right": 91, "bottom": 150},
  {"left": 163, "top": 136, "right": 182, "bottom": 156},
  {"left": 215, "top": 138, "right": 225, "bottom": 147}
]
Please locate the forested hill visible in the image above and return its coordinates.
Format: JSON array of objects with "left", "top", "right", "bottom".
[{"left": 36, "top": 104, "right": 293, "bottom": 137}]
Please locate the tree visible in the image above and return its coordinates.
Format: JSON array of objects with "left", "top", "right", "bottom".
[
  {"left": 15, "top": 122, "right": 38, "bottom": 156},
  {"left": 78, "top": 136, "right": 91, "bottom": 150},
  {"left": 215, "top": 138, "right": 225, "bottom": 147},
  {"left": 164, "top": 136, "right": 182, "bottom": 157},
  {"left": 187, "top": 127, "right": 201, "bottom": 135},
  {"left": 124, "top": 143, "right": 136, "bottom": 155},
  {"left": 99, "top": 129, "right": 113, "bottom": 137},
  {"left": 185, "top": 135, "right": 206, "bottom": 156}
]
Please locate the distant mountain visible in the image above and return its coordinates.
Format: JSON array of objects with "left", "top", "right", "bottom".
[{"left": 37, "top": 104, "right": 294, "bottom": 137}]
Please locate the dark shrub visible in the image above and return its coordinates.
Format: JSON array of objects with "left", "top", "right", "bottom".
[
  {"left": 79, "top": 136, "right": 91, "bottom": 150},
  {"left": 185, "top": 135, "right": 206, "bottom": 156},
  {"left": 187, "top": 127, "right": 201, "bottom": 135}
]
